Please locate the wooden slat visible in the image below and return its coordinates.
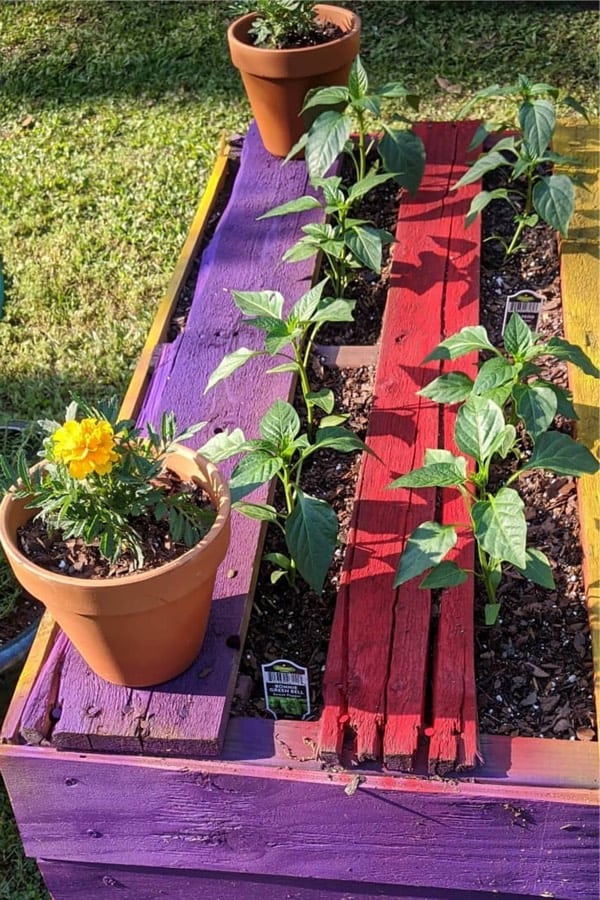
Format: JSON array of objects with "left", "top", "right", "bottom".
[
  {"left": 1, "top": 742, "right": 597, "bottom": 899},
  {"left": 554, "top": 121, "right": 600, "bottom": 719},
  {"left": 427, "top": 123, "right": 482, "bottom": 774},
  {"left": 36, "top": 124, "right": 338, "bottom": 757}
]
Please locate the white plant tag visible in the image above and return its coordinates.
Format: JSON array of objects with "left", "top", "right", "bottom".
[
  {"left": 502, "top": 290, "right": 544, "bottom": 334},
  {"left": 262, "top": 658, "right": 310, "bottom": 720}
]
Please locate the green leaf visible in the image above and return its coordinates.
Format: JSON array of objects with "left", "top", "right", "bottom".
[
  {"left": 503, "top": 312, "right": 535, "bottom": 358},
  {"left": 472, "top": 487, "right": 527, "bottom": 569},
  {"left": 379, "top": 128, "right": 426, "bottom": 195},
  {"left": 524, "top": 431, "right": 600, "bottom": 476},
  {"left": 345, "top": 225, "right": 384, "bottom": 272},
  {"left": 519, "top": 99, "right": 555, "bottom": 157},
  {"left": 393, "top": 522, "right": 457, "bottom": 588},
  {"left": 264, "top": 322, "right": 293, "bottom": 355},
  {"left": 290, "top": 280, "right": 327, "bottom": 322},
  {"left": 452, "top": 151, "right": 507, "bottom": 190},
  {"left": 233, "top": 502, "right": 279, "bottom": 523},
  {"left": 312, "top": 297, "right": 356, "bottom": 323},
  {"left": 424, "top": 449, "right": 468, "bottom": 478},
  {"left": 257, "top": 195, "right": 322, "bottom": 219},
  {"left": 264, "top": 551, "right": 292, "bottom": 569},
  {"left": 455, "top": 396, "right": 506, "bottom": 464},
  {"left": 204, "top": 348, "right": 262, "bottom": 392},
  {"left": 318, "top": 413, "right": 349, "bottom": 428},
  {"left": 348, "top": 55, "right": 369, "bottom": 98},
  {"left": 314, "top": 426, "right": 367, "bottom": 454},
  {"left": 230, "top": 452, "right": 283, "bottom": 503},
  {"left": 419, "top": 561, "right": 469, "bottom": 589},
  {"left": 423, "top": 326, "right": 496, "bottom": 361},
  {"left": 301, "top": 85, "right": 350, "bottom": 112},
  {"left": 418, "top": 372, "right": 474, "bottom": 404},
  {"left": 282, "top": 238, "right": 320, "bottom": 263},
  {"left": 266, "top": 361, "right": 301, "bottom": 375},
  {"left": 514, "top": 383, "right": 557, "bottom": 438},
  {"left": 348, "top": 170, "right": 397, "bottom": 204},
  {"left": 533, "top": 175, "right": 575, "bottom": 237},
  {"left": 485, "top": 603, "right": 502, "bottom": 626},
  {"left": 285, "top": 490, "right": 338, "bottom": 594},
  {"left": 537, "top": 381, "right": 578, "bottom": 420},
  {"left": 305, "top": 110, "right": 351, "bottom": 180},
  {"left": 561, "top": 95, "right": 590, "bottom": 121},
  {"left": 389, "top": 462, "right": 466, "bottom": 489},
  {"left": 231, "top": 289, "right": 284, "bottom": 319},
  {"left": 198, "top": 428, "right": 247, "bottom": 463},
  {"left": 465, "top": 188, "right": 510, "bottom": 225},
  {"left": 487, "top": 423, "right": 517, "bottom": 459},
  {"left": 472, "top": 357, "right": 515, "bottom": 396},
  {"left": 306, "top": 389, "right": 334, "bottom": 414},
  {"left": 260, "top": 400, "right": 300, "bottom": 445},
  {"left": 515, "top": 548, "right": 555, "bottom": 589},
  {"left": 544, "top": 336, "right": 600, "bottom": 378}
]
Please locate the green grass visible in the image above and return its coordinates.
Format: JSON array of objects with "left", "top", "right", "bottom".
[{"left": 0, "top": 1, "right": 597, "bottom": 896}]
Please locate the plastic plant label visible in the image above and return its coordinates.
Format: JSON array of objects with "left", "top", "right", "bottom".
[
  {"left": 501, "top": 290, "right": 544, "bottom": 334},
  {"left": 262, "top": 658, "right": 311, "bottom": 720}
]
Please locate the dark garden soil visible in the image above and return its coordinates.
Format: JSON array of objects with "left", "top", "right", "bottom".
[
  {"left": 249, "top": 23, "right": 344, "bottom": 50},
  {"left": 0, "top": 594, "right": 43, "bottom": 647}
]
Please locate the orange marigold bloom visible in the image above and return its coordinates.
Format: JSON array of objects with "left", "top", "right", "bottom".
[{"left": 52, "top": 418, "right": 119, "bottom": 479}]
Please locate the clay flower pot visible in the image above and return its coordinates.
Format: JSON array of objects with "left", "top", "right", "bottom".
[
  {"left": 0, "top": 447, "right": 231, "bottom": 687},
  {"left": 228, "top": 3, "right": 361, "bottom": 157}
]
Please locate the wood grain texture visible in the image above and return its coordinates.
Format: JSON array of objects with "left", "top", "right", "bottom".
[
  {"left": 36, "top": 858, "right": 541, "bottom": 900},
  {"left": 426, "top": 122, "right": 481, "bottom": 775},
  {"left": 33, "top": 124, "right": 335, "bottom": 758},
  {"left": 554, "top": 121, "right": 600, "bottom": 717},
  {"left": 1, "top": 744, "right": 597, "bottom": 899},
  {"left": 318, "top": 122, "right": 482, "bottom": 770}
]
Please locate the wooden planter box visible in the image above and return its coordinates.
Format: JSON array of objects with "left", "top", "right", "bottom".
[{"left": 0, "top": 122, "right": 598, "bottom": 900}]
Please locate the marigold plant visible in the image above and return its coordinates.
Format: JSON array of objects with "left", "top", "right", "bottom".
[{"left": 0, "top": 398, "right": 213, "bottom": 567}]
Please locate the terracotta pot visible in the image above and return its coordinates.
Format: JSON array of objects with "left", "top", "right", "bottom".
[
  {"left": 0, "top": 447, "right": 231, "bottom": 687},
  {"left": 228, "top": 4, "right": 361, "bottom": 157}
]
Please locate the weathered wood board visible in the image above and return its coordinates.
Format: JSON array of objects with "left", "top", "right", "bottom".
[{"left": 318, "top": 121, "right": 482, "bottom": 771}]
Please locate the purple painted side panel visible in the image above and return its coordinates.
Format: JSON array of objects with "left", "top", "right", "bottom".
[
  {"left": 35, "top": 123, "right": 333, "bottom": 757},
  {"left": 37, "top": 858, "right": 535, "bottom": 900},
  {"left": 2, "top": 750, "right": 598, "bottom": 899}
]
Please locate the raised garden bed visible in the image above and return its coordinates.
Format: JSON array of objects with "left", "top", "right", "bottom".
[{"left": 0, "top": 121, "right": 598, "bottom": 900}]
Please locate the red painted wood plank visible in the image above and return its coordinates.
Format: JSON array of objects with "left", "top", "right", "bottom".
[
  {"left": 1, "top": 745, "right": 597, "bottom": 898},
  {"left": 22, "top": 124, "right": 337, "bottom": 757},
  {"left": 423, "top": 125, "right": 482, "bottom": 774},
  {"left": 37, "top": 858, "right": 537, "bottom": 900},
  {"left": 382, "top": 122, "right": 482, "bottom": 771}
]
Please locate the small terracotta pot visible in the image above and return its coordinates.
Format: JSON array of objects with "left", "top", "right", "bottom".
[
  {"left": 0, "top": 447, "right": 231, "bottom": 687},
  {"left": 228, "top": 4, "right": 361, "bottom": 157}
]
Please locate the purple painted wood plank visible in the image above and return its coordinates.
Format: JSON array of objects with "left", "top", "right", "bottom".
[
  {"left": 2, "top": 747, "right": 598, "bottom": 899},
  {"left": 48, "top": 123, "right": 333, "bottom": 757},
  {"left": 37, "top": 858, "right": 537, "bottom": 900}
]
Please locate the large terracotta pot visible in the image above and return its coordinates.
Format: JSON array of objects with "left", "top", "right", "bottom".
[
  {"left": 0, "top": 447, "right": 231, "bottom": 687},
  {"left": 228, "top": 4, "right": 361, "bottom": 157}
]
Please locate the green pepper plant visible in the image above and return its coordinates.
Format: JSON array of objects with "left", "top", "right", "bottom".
[
  {"left": 203, "top": 281, "right": 372, "bottom": 592},
  {"left": 287, "top": 56, "right": 425, "bottom": 193},
  {"left": 258, "top": 175, "right": 395, "bottom": 296},
  {"left": 454, "top": 75, "right": 588, "bottom": 256},
  {"left": 390, "top": 319, "right": 599, "bottom": 625}
]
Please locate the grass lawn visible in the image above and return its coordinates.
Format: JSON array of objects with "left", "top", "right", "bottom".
[{"left": 0, "top": 1, "right": 598, "bottom": 896}]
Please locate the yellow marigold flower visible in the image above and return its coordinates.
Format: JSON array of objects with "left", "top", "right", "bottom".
[{"left": 52, "top": 418, "right": 119, "bottom": 479}]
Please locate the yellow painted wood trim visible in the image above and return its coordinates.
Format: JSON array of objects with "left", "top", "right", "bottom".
[
  {"left": 555, "top": 121, "right": 600, "bottom": 722},
  {"left": 120, "top": 138, "right": 231, "bottom": 420},
  {"left": 0, "top": 613, "right": 58, "bottom": 743},
  {"left": 1, "top": 141, "right": 232, "bottom": 742}
]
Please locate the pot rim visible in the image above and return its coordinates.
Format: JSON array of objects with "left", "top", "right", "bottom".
[
  {"left": 227, "top": 4, "right": 360, "bottom": 57},
  {"left": 0, "top": 445, "right": 231, "bottom": 589}
]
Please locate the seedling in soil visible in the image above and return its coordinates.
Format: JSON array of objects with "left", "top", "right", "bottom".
[
  {"left": 287, "top": 55, "right": 425, "bottom": 194},
  {"left": 258, "top": 175, "right": 395, "bottom": 296},
  {"left": 454, "top": 74, "right": 588, "bottom": 256}
]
